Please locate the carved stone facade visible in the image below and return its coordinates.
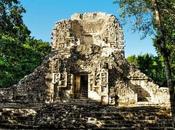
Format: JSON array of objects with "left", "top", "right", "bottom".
[{"left": 0, "top": 12, "right": 170, "bottom": 107}]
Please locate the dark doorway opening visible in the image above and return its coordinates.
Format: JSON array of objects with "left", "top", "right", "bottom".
[
  {"left": 137, "top": 88, "right": 150, "bottom": 102},
  {"left": 74, "top": 74, "right": 88, "bottom": 98},
  {"left": 80, "top": 75, "right": 88, "bottom": 98}
]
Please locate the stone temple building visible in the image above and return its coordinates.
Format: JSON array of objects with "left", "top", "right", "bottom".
[{"left": 0, "top": 12, "right": 170, "bottom": 106}]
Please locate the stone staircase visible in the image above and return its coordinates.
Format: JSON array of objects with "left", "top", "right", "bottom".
[
  {"left": 88, "top": 108, "right": 173, "bottom": 130},
  {"left": 0, "top": 99, "right": 173, "bottom": 129}
]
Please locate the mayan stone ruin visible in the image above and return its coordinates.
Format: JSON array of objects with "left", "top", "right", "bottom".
[
  {"left": 0, "top": 12, "right": 170, "bottom": 106},
  {"left": 0, "top": 12, "right": 173, "bottom": 129}
]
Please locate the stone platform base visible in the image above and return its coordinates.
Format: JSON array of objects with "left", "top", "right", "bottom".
[{"left": 0, "top": 100, "right": 173, "bottom": 129}]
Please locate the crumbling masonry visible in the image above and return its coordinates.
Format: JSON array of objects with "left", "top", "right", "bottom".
[{"left": 0, "top": 13, "right": 170, "bottom": 106}]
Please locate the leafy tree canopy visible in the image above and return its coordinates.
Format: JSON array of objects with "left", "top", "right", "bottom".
[
  {"left": 0, "top": 0, "right": 51, "bottom": 87},
  {"left": 114, "top": 0, "right": 175, "bottom": 87},
  {"left": 127, "top": 54, "right": 167, "bottom": 86},
  {"left": 0, "top": 0, "right": 30, "bottom": 41}
]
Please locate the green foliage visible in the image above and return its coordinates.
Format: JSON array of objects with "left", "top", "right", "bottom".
[
  {"left": 0, "top": 34, "right": 51, "bottom": 87},
  {"left": 0, "top": 0, "right": 30, "bottom": 41},
  {"left": 127, "top": 55, "right": 137, "bottom": 65},
  {"left": 0, "top": 0, "right": 51, "bottom": 87},
  {"left": 114, "top": 0, "right": 154, "bottom": 38},
  {"left": 115, "top": 0, "right": 175, "bottom": 87},
  {"left": 127, "top": 54, "right": 168, "bottom": 86},
  {"left": 114, "top": 0, "right": 175, "bottom": 39}
]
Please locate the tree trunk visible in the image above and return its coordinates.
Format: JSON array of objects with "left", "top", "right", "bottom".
[
  {"left": 162, "top": 53, "right": 175, "bottom": 118},
  {"left": 163, "top": 56, "right": 173, "bottom": 88},
  {"left": 152, "top": 0, "right": 175, "bottom": 121}
]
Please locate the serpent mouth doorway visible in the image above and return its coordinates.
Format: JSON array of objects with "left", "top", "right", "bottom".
[{"left": 73, "top": 74, "right": 88, "bottom": 98}]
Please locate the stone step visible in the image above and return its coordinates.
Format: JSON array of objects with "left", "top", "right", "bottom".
[
  {"left": 102, "top": 123, "right": 135, "bottom": 128},
  {"left": 93, "top": 127, "right": 136, "bottom": 130},
  {"left": 82, "top": 112, "right": 167, "bottom": 118},
  {"left": 68, "top": 100, "right": 99, "bottom": 104},
  {"left": 0, "top": 103, "right": 43, "bottom": 109},
  {"left": 0, "top": 123, "right": 38, "bottom": 129}
]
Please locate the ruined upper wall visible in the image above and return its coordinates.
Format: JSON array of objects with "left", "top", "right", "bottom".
[{"left": 51, "top": 12, "right": 124, "bottom": 56}]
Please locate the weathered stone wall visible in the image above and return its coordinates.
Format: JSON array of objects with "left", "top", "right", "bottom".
[
  {"left": 0, "top": 88, "right": 14, "bottom": 102},
  {"left": 0, "top": 52, "right": 58, "bottom": 103},
  {"left": 49, "top": 12, "right": 126, "bottom": 104},
  {"left": 128, "top": 65, "right": 170, "bottom": 106},
  {"left": 52, "top": 13, "right": 124, "bottom": 54}
]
